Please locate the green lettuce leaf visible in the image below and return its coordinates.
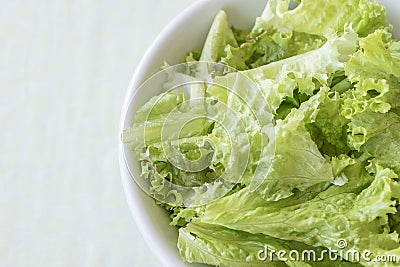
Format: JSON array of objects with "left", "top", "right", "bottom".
[
  {"left": 344, "top": 29, "right": 400, "bottom": 111},
  {"left": 178, "top": 222, "right": 360, "bottom": 267},
  {"left": 306, "top": 91, "right": 350, "bottom": 156},
  {"left": 194, "top": 159, "right": 369, "bottom": 221},
  {"left": 345, "top": 29, "right": 400, "bottom": 83},
  {"left": 221, "top": 28, "right": 325, "bottom": 70},
  {"left": 347, "top": 109, "right": 400, "bottom": 176},
  {"left": 122, "top": 81, "right": 211, "bottom": 150},
  {"left": 205, "top": 71, "right": 275, "bottom": 188},
  {"left": 199, "top": 10, "right": 238, "bottom": 63},
  {"left": 122, "top": 101, "right": 211, "bottom": 150},
  {"left": 178, "top": 223, "right": 291, "bottom": 267},
  {"left": 197, "top": 164, "right": 400, "bottom": 265},
  {"left": 243, "top": 28, "right": 357, "bottom": 113},
  {"left": 254, "top": 88, "right": 335, "bottom": 201},
  {"left": 261, "top": 0, "right": 386, "bottom": 37}
]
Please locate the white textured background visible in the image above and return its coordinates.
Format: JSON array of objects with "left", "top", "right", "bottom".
[{"left": 0, "top": 1, "right": 196, "bottom": 266}]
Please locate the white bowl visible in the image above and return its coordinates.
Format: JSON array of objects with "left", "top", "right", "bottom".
[{"left": 119, "top": 1, "right": 400, "bottom": 266}]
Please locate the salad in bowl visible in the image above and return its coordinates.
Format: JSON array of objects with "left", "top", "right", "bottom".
[{"left": 121, "top": 0, "right": 400, "bottom": 266}]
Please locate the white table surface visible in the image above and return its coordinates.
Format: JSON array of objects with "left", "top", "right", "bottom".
[{"left": 0, "top": 1, "right": 196, "bottom": 266}]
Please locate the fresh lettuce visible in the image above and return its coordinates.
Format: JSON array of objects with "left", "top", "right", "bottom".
[
  {"left": 122, "top": 0, "right": 400, "bottom": 266},
  {"left": 243, "top": 28, "right": 357, "bottom": 113},
  {"left": 259, "top": 0, "right": 386, "bottom": 37},
  {"left": 199, "top": 10, "right": 238, "bottom": 63},
  {"left": 254, "top": 88, "right": 335, "bottom": 201},
  {"left": 178, "top": 222, "right": 362, "bottom": 267},
  {"left": 221, "top": 28, "right": 326, "bottom": 70},
  {"left": 195, "top": 164, "right": 400, "bottom": 266}
]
